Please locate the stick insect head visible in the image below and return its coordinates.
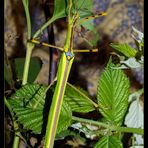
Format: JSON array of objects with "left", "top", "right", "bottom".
[{"left": 65, "top": 50, "right": 75, "bottom": 61}]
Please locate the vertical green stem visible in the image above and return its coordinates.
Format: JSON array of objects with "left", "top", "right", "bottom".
[
  {"left": 22, "top": 0, "right": 33, "bottom": 85},
  {"left": 22, "top": 43, "right": 34, "bottom": 85},
  {"left": 5, "top": 98, "right": 21, "bottom": 148},
  {"left": 22, "top": 0, "right": 31, "bottom": 39},
  {"left": 33, "top": 17, "right": 57, "bottom": 39},
  {"left": 13, "top": 132, "right": 20, "bottom": 148},
  {"left": 10, "top": 2, "right": 32, "bottom": 147}
]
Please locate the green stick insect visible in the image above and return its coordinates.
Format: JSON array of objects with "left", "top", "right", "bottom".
[{"left": 29, "top": 0, "right": 107, "bottom": 147}]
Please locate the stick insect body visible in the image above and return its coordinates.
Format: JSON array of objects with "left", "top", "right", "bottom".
[
  {"left": 29, "top": 1, "right": 106, "bottom": 147},
  {"left": 44, "top": 6, "right": 78, "bottom": 148}
]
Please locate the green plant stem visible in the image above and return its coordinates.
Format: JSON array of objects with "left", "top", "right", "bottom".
[
  {"left": 115, "top": 126, "right": 143, "bottom": 135},
  {"left": 5, "top": 98, "right": 20, "bottom": 148},
  {"left": 33, "top": 17, "right": 57, "bottom": 39},
  {"left": 23, "top": 10, "right": 62, "bottom": 85},
  {"left": 22, "top": 43, "right": 34, "bottom": 85},
  {"left": 22, "top": 0, "right": 31, "bottom": 39},
  {"left": 72, "top": 116, "right": 144, "bottom": 135},
  {"left": 13, "top": 135, "right": 20, "bottom": 148},
  {"left": 22, "top": 0, "right": 33, "bottom": 85}
]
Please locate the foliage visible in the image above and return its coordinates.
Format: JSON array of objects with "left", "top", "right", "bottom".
[
  {"left": 125, "top": 89, "right": 144, "bottom": 146},
  {"left": 7, "top": 82, "right": 96, "bottom": 134},
  {"left": 4, "top": 0, "right": 143, "bottom": 148},
  {"left": 7, "top": 59, "right": 139, "bottom": 147},
  {"left": 97, "top": 59, "right": 129, "bottom": 126},
  {"left": 111, "top": 27, "right": 144, "bottom": 147},
  {"left": 94, "top": 136, "right": 123, "bottom": 148},
  {"left": 110, "top": 27, "right": 144, "bottom": 70}
]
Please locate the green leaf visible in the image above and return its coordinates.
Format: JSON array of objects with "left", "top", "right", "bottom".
[
  {"left": 57, "top": 101, "right": 72, "bottom": 134},
  {"left": 91, "top": 32, "right": 99, "bottom": 46},
  {"left": 56, "top": 129, "right": 82, "bottom": 140},
  {"left": 7, "top": 80, "right": 96, "bottom": 134},
  {"left": 97, "top": 59, "right": 130, "bottom": 125},
  {"left": 110, "top": 43, "right": 137, "bottom": 58},
  {"left": 81, "top": 20, "right": 99, "bottom": 46},
  {"left": 72, "top": 0, "right": 93, "bottom": 17},
  {"left": 64, "top": 83, "right": 97, "bottom": 113},
  {"left": 14, "top": 57, "right": 41, "bottom": 83},
  {"left": 33, "top": 0, "right": 68, "bottom": 38},
  {"left": 8, "top": 84, "right": 46, "bottom": 134},
  {"left": 94, "top": 136, "right": 123, "bottom": 148},
  {"left": 52, "top": 0, "right": 67, "bottom": 19},
  {"left": 73, "top": 0, "right": 99, "bottom": 46},
  {"left": 71, "top": 122, "right": 98, "bottom": 139}
]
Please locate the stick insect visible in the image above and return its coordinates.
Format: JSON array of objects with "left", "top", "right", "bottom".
[{"left": 29, "top": 0, "right": 107, "bottom": 147}]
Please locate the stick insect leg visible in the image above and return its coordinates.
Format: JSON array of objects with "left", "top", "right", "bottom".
[
  {"left": 73, "top": 48, "right": 99, "bottom": 52},
  {"left": 45, "top": 76, "right": 57, "bottom": 93},
  {"left": 28, "top": 39, "right": 64, "bottom": 52}
]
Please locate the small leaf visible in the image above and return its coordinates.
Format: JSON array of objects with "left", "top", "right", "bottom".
[
  {"left": 14, "top": 57, "right": 41, "bottom": 83},
  {"left": 81, "top": 20, "right": 99, "bottom": 46},
  {"left": 94, "top": 136, "right": 123, "bottom": 148},
  {"left": 73, "top": 0, "right": 93, "bottom": 18},
  {"left": 132, "top": 26, "right": 144, "bottom": 44},
  {"left": 120, "top": 57, "right": 142, "bottom": 69},
  {"left": 56, "top": 129, "right": 81, "bottom": 140},
  {"left": 111, "top": 65, "right": 129, "bottom": 70},
  {"left": 128, "top": 89, "right": 143, "bottom": 103},
  {"left": 52, "top": 0, "right": 67, "bottom": 19},
  {"left": 71, "top": 122, "right": 98, "bottom": 139},
  {"left": 74, "top": 0, "right": 99, "bottom": 46},
  {"left": 64, "top": 83, "right": 96, "bottom": 113},
  {"left": 57, "top": 101, "right": 72, "bottom": 134},
  {"left": 97, "top": 59, "right": 130, "bottom": 125},
  {"left": 33, "top": 0, "right": 68, "bottom": 38},
  {"left": 110, "top": 43, "right": 137, "bottom": 58}
]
